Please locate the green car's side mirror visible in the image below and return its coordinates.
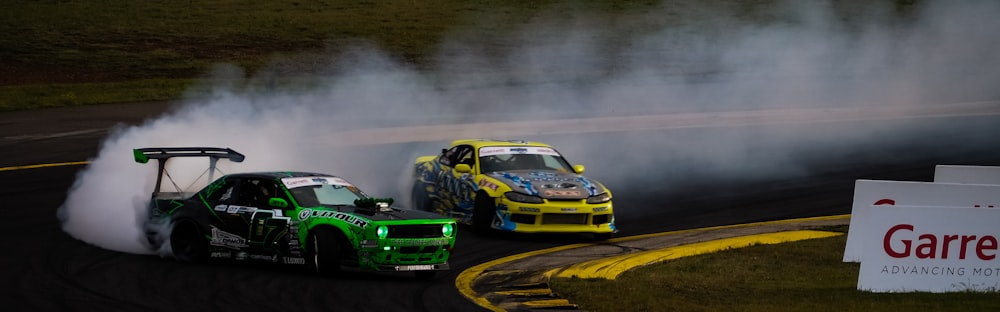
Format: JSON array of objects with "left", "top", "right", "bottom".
[
  {"left": 269, "top": 197, "right": 288, "bottom": 208},
  {"left": 455, "top": 164, "right": 472, "bottom": 173},
  {"left": 573, "top": 164, "right": 585, "bottom": 174}
]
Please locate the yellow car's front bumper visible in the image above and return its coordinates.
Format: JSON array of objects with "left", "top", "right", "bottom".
[{"left": 495, "top": 199, "right": 616, "bottom": 234}]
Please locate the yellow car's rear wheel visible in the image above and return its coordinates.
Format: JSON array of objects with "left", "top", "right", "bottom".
[{"left": 411, "top": 183, "right": 432, "bottom": 211}]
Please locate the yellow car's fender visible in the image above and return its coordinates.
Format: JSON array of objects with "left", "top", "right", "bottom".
[{"left": 473, "top": 175, "right": 509, "bottom": 198}]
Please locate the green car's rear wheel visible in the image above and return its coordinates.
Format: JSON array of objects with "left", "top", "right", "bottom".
[{"left": 170, "top": 220, "right": 208, "bottom": 262}]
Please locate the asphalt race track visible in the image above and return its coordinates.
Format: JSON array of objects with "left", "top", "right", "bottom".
[{"left": 2, "top": 102, "right": 1000, "bottom": 312}]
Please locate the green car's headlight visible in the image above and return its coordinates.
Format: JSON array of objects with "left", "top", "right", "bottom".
[
  {"left": 377, "top": 225, "right": 389, "bottom": 239},
  {"left": 587, "top": 192, "right": 611, "bottom": 204},
  {"left": 504, "top": 192, "right": 544, "bottom": 203},
  {"left": 442, "top": 223, "right": 455, "bottom": 237}
]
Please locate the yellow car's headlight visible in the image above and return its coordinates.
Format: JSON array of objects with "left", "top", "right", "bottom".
[
  {"left": 504, "top": 192, "right": 544, "bottom": 203},
  {"left": 587, "top": 192, "right": 611, "bottom": 204}
]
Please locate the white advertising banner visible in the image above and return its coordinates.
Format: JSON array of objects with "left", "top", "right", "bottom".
[
  {"left": 843, "top": 180, "right": 1000, "bottom": 262},
  {"left": 935, "top": 165, "right": 1000, "bottom": 185},
  {"left": 858, "top": 205, "right": 1000, "bottom": 292}
]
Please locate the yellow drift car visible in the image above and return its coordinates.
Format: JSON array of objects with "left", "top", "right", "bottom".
[{"left": 411, "top": 139, "right": 616, "bottom": 238}]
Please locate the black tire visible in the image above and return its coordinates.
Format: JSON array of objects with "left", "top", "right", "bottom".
[
  {"left": 472, "top": 193, "right": 496, "bottom": 234},
  {"left": 411, "top": 183, "right": 431, "bottom": 212},
  {"left": 170, "top": 220, "right": 208, "bottom": 262},
  {"left": 414, "top": 270, "right": 437, "bottom": 280},
  {"left": 307, "top": 227, "right": 342, "bottom": 275}
]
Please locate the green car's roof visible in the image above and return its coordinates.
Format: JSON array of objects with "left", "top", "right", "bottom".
[{"left": 225, "top": 171, "right": 343, "bottom": 180}]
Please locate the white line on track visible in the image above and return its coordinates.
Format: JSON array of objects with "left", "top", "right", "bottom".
[
  {"left": 3, "top": 101, "right": 1000, "bottom": 170},
  {"left": 3, "top": 128, "right": 107, "bottom": 140},
  {"left": 319, "top": 101, "right": 1000, "bottom": 146}
]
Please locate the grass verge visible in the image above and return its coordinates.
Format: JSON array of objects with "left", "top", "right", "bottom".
[
  {"left": 550, "top": 226, "right": 1000, "bottom": 312},
  {"left": 0, "top": 0, "right": 920, "bottom": 111},
  {"left": 0, "top": 79, "right": 195, "bottom": 111}
]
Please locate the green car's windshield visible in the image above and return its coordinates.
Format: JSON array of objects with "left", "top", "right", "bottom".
[{"left": 281, "top": 176, "right": 366, "bottom": 207}]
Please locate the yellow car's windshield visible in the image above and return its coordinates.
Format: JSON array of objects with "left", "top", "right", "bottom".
[{"left": 478, "top": 146, "right": 573, "bottom": 173}]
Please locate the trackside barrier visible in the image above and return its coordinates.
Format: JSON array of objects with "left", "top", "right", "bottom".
[
  {"left": 843, "top": 180, "right": 1000, "bottom": 262},
  {"left": 934, "top": 165, "right": 1000, "bottom": 185},
  {"left": 858, "top": 205, "right": 1000, "bottom": 292}
]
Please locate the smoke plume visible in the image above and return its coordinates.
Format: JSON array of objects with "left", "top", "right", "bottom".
[{"left": 58, "top": 1, "right": 1000, "bottom": 254}]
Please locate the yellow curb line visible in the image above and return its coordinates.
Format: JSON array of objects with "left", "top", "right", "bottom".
[
  {"left": 455, "top": 214, "right": 850, "bottom": 311},
  {"left": 0, "top": 161, "right": 90, "bottom": 172},
  {"left": 493, "top": 288, "right": 553, "bottom": 296},
  {"left": 456, "top": 242, "right": 595, "bottom": 312},
  {"left": 516, "top": 299, "right": 575, "bottom": 309},
  {"left": 547, "top": 230, "right": 843, "bottom": 280}
]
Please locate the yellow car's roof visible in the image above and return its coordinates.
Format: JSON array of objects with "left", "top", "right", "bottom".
[{"left": 449, "top": 139, "right": 553, "bottom": 149}]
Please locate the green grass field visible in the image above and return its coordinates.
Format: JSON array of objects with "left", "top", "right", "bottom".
[
  {"left": 550, "top": 227, "right": 1000, "bottom": 312},
  {"left": 0, "top": 0, "right": 919, "bottom": 111},
  {"left": 0, "top": 0, "right": 665, "bottom": 110}
]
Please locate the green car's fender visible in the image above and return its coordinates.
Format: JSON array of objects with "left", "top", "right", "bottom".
[{"left": 295, "top": 208, "right": 372, "bottom": 253}]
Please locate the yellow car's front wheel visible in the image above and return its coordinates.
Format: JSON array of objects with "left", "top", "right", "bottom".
[{"left": 472, "top": 193, "right": 495, "bottom": 234}]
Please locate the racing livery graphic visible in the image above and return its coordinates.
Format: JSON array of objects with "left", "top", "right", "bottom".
[
  {"left": 136, "top": 147, "right": 456, "bottom": 279},
  {"left": 411, "top": 139, "right": 616, "bottom": 239}
]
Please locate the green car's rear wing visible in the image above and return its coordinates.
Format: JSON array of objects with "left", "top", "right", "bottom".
[{"left": 134, "top": 147, "right": 245, "bottom": 194}]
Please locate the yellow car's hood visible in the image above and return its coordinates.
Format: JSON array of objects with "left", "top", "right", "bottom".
[{"left": 487, "top": 170, "right": 605, "bottom": 199}]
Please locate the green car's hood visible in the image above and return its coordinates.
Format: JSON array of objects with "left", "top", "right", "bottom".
[{"left": 297, "top": 206, "right": 448, "bottom": 224}]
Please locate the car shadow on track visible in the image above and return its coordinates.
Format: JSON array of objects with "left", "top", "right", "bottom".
[{"left": 457, "top": 224, "right": 610, "bottom": 245}]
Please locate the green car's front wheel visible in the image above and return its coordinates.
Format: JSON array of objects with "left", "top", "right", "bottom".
[{"left": 308, "top": 228, "right": 342, "bottom": 275}]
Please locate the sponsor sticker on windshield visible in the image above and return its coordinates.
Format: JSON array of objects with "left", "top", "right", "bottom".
[
  {"left": 479, "top": 146, "right": 561, "bottom": 157},
  {"left": 282, "top": 176, "right": 353, "bottom": 189}
]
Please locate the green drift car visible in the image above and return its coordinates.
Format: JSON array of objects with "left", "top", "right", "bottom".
[{"left": 136, "top": 147, "right": 457, "bottom": 279}]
